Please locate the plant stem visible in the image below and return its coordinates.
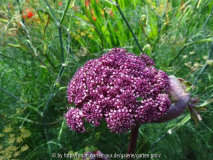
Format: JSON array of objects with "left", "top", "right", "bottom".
[
  {"left": 57, "top": 119, "right": 65, "bottom": 142},
  {"left": 169, "top": 46, "right": 186, "bottom": 66},
  {"left": 202, "top": 4, "right": 213, "bottom": 29},
  {"left": 60, "top": 0, "right": 72, "bottom": 25},
  {"left": 0, "top": 88, "right": 23, "bottom": 101},
  {"left": 193, "top": 40, "right": 213, "bottom": 85},
  {"left": 126, "top": 125, "right": 139, "bottom": 160},
  {"left": 15, "top": 32, "right": 61, "bottom": 83},
  {"left": 42, "top": 1, "right": 71, "bottom": 159},
  {"left": 115, "top": 0, "right": 144, "bottom": 54},
  {"left": 58, "top": 26, "right": 64, "bottom": 63},
  {"left": 0, "top": 88, "right": 43, "bottom": 116},
  {"left": 168, "top": 0, "right": 200, "bottom": 66},
  {"left": 0, "top": 53, "right": 14, "bottom": 60},
  {"left": 59, "top": 0, "right": 72, "bottom": 62},
  {"left": 44, "top": 0, "right": 59, "bottom": 23}
]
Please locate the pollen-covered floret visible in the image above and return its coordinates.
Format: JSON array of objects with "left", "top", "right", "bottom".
[{"left": 65, "top": 48, "right": 171, "bottom": 133}]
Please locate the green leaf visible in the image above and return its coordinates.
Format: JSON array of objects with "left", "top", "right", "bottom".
[
  {"left": 194, "top": 106, "right": 207, "bottom": 112},
  {"left": 167, "top": 114, "right": 191, "bottom": 134},
  {"left": 200, "top": 98, "right": 213, "bottom": 107},
  {"left": 185, "top": 38, "right": 213, "bottom": 46},
  {"left": 59, "top": 86, "right": 67, "bottom": 90},
  {"left": 103, "top": 0, "right": 116, "bottom": 5},
  {"left": 8, "top": 43, "right": 28, "bottom": 52}
]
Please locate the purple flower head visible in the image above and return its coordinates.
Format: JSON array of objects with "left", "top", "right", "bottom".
[{"left": 65, "top": 48, "right": 171, "bottom": 133}]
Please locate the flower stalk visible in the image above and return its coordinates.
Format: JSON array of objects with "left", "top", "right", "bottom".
[{"left": 127, "top": 125, "right": 139, "bottom": 160}]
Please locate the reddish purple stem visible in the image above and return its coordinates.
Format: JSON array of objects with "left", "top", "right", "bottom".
[{"left": 126, "top": 125, "right": 139, "bottom": 160}]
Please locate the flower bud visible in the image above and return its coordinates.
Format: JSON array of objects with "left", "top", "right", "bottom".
[
  {"left": 168, "top": 75, "right": 188, "bottom": 102},
  {"left": 154, "top": 75, "right": 191, "bottom": 123}
]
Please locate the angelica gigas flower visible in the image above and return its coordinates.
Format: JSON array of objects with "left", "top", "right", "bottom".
[{"left": 65, "top": 48, "right": 171, "bottom": 133}]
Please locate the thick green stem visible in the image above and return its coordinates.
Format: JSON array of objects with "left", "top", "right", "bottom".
[
  {"left": 44, "top": 0, "right": 59, "bottom": 23},
  {"left": 58, "top": 26, "right": 64, "bottom": 63},
  {"left": 59, "top": 0, "right": 72, "bottom": 62},
  {"left": 60, "top": 0, "right": 72, "bottom": 25}
]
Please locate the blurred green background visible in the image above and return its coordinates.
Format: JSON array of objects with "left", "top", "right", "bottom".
[{"left": 0, "top": 0, "right": 213, "bottom": 159}]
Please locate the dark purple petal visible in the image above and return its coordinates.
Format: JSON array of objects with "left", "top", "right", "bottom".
[{"left": 65, "top": 48, "right": 171, "bottom": 133}]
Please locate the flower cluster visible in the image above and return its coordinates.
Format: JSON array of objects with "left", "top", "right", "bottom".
[{"left": 65, "top": 48, "right": 171, "bottom": 133}]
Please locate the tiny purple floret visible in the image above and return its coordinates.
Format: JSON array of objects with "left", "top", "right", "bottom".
[{"left": 65, "top": 48, "right": 171, "bottom": 133}]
